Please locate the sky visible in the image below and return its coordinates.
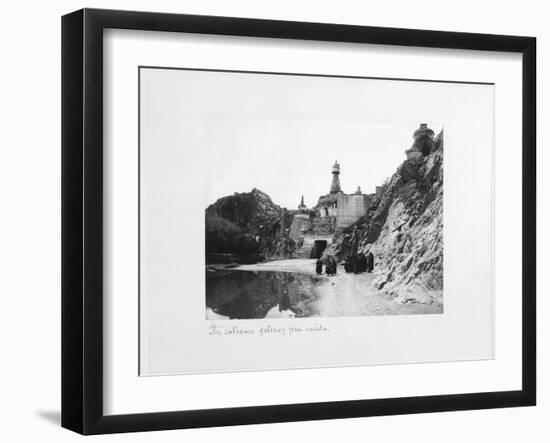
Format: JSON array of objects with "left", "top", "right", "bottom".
[
  {"left": 140, "top": 68, "right": 447, "bottom": 209},
  {"left": 200, "top": 117, "right": 442, "bottom": 209}
]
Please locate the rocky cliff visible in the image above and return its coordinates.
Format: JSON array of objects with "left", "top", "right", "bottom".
[
  {"left": 206, "top": 188, "right": 282, "bottom": 232},
  {"left": 205, "top": 188, "right": 295, "bottom": 260},
  {"left": 327, "top": 129, "right": 444, "bottom": 305}
]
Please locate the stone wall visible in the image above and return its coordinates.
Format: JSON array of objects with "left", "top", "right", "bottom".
[
  {"left": 289, "top": 213, "right": 311, "bottom": 241},
  {"left": 319, "top": 202, "right": 337, "bottom": 217},
  {"left": 311, "top": 215, "right": 336, "bottom": 235},
  {"left": 336, "top": 193, "right": 369, "bottom": 229}
]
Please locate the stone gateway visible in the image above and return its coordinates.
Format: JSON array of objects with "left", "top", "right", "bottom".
[{"left": 289, "top": 160, "right": 380, "bottom": 258}]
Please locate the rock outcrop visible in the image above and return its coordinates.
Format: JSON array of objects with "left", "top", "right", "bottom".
[
  {"left": 206, "top": 188, "right": 282, "bottom": 232},
  {"left": 205, "top": 188, "right": 295, "bottom": 261}
]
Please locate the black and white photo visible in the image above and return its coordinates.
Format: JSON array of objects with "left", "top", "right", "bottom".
[
  {"left": 204, "top": 110, "right": 444, "bottom": 320},
  {"left": 61, "top": 9, "right": 536, "bottom": 434},
  {"left": 138, "top": 66, "right": 494, "bottom": 376}
]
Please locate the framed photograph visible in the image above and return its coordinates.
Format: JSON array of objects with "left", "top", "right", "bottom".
[{"left": 62, "top": 8, "right": 536, "bottom": 434}]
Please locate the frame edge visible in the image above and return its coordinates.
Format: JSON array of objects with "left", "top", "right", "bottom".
[
  {"left": 521, "top": 36, "right": 537, "bottom": 406},
  {"left": 62, "top": 8, "right": 537, "bottom": 434},
  {"left": 61, "top": 8, "right": 85, "bottom": 435}
]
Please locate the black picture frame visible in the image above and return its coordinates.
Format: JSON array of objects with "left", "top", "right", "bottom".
[{"left": 62, "top": 8, "right": 536, "bottom": 435}]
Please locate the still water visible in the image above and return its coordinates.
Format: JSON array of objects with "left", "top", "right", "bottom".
[{"left": 205, "top": 268, "right": 442, "bottom": 320}]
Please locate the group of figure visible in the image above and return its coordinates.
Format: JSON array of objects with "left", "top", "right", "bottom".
[
  {"left": 344, "top": 252, "right": 374, "bottom": 274},
  {"left": 315, "top": 253, "right": 374, "bottom": 276},
  {"left": 315, "top": 256, "right": 337, "bottom": 276}
]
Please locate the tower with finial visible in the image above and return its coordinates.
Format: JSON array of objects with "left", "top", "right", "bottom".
[
  {"left": 298, "top": 195, "right": 307, "bottom": 212},
  {"left": 330, "top": 161, "right": 341, "bottom": 194},
  {"left": 288, "top": 194, "right": 311, "bottom": 241}
]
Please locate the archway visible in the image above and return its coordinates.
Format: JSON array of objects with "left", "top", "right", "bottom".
[{"left": 310, "top": 240, "right": 328, "bottom": 259}]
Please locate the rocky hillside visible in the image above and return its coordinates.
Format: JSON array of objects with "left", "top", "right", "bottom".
[
  {"left": 205, "top": 188, "right": 295, "bottom": 260},
  {"left": 328, "top": 128, "right": 444, "bottom": 305},
  {"left": 206, "top": 188, "right": 282, "bottom": 232}
]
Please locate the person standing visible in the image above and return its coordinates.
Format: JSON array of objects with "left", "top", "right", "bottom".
[
  {"left": 344, "top": 258, "right": 351, "bottom": 273},
  {"left": 315, "top": 259, "right": 323, "bottom": 275},
  {"left": 326, "top": 257, "right": 335, "bottom": 275},
  {"left": 357, "top": 253, "right": 368, "bottom": 273},
  {"left": 367, "top": 252, "right": 374, "bottom": 272},
  {"left": 351, "top": 255, "right": 359, "bottom": 274}
]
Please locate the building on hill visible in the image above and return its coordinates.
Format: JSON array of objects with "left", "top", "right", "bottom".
[
  {"left": 288, "top": 195, "right": 311, "bottom": 241},
  {"left": 288, "top": 123, "right": 435, "bottom": 259},
  {"left": 313, "top": 160, "right": 374, "bottom": 231},
  {"left": 289, "top": 161, "right": 378, "bottom": 258},
  {"left": 406, "top": 123, "right": 436, "bottom": 159}
]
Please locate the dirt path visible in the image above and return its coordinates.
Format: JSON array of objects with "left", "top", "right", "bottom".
[{"left": 234, "top": 259, "right": 443, "bottom": 317}]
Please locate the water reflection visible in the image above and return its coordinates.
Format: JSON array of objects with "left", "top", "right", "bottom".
[
  {"left": 205, "top": 268, "right": 443, "bottom": 319},
  {"left": 205, "top": 269, "right": 321, "bottom": 319}
]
